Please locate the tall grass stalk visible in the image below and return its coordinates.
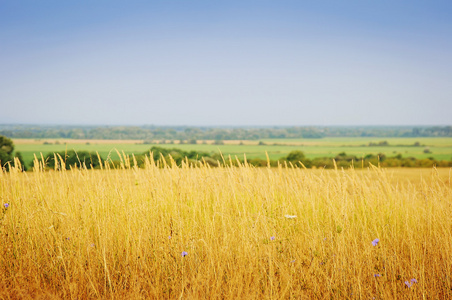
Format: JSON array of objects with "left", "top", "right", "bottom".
[{"left": 1, "top": 156, "right": 451, "bottom": 299}]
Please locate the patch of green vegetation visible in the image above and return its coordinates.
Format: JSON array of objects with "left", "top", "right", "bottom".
[{"left": 13, "top": 137, "right": 452, "bottom": 168}]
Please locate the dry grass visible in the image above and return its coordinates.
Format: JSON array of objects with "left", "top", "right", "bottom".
[{"left": 1, "top": 156, "right": 451, "bottom": 299}]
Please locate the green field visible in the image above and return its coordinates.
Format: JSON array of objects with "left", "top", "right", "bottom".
[{"left": 13, "top": 137, "right": 452, "bottom": 167}]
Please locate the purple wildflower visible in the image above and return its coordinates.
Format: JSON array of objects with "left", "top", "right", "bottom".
[
  {"left": 374, "top": 274, "right": 381, "bottom": 277},
  {"left": 372, "top": 238, "right": 379, "bottom": 246},
  {"left": 3, "top": 203, "right": 9, "bottom": 208},
  {"left": 181, "top": 251, "right": 188, "bottom": 257},
  {"left": 411, "top": 278, "right": 418, "bottom": 283},
  {"left": 405, "top": 281, "right": 413, "bottom": 288},
  {"left": 270, "top": 236, "right": 275, "bottom": 241}
]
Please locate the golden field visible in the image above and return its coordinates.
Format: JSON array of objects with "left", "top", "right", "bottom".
[{"left": 1, "top": 156, "right": 451, "bottom": 299}]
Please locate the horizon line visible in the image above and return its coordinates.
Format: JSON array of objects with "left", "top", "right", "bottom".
[{"left": 1, "top": 123, "right": 451, "bottom": 128}]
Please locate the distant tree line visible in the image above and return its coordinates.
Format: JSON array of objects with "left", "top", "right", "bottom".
[
  {"left": 2, "top": 134, "right": 451, "bottom": 172},
  {"left": 3, "top": 145, "right": 451, "bottom": 172},
  {"left": 35, "top": 147, "right": 452, "bottom": 171},
  {"left": 1, "top": 125, "right": 451, "bottom": 140}
]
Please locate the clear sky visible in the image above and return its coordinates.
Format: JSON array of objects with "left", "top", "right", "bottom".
[{"left": 1, "top": 0, "right": 451, "bottom": 126}]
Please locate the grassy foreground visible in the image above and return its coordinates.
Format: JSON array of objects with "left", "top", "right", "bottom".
[{"left": 1, "top": 158, "right": 451, "bottom": 299}]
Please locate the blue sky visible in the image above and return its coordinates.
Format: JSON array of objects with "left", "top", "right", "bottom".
[{"left": 1, "top": 1, "right": 451, "bottom": 126}]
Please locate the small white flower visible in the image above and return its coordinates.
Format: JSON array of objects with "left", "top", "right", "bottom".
[{"left": 284, "top": 215, "right": 297, "bottom": 219}]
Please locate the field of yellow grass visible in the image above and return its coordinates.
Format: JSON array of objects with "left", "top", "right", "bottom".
[{"left": 1, "top": 157, "right": 451, "bottom": 299}]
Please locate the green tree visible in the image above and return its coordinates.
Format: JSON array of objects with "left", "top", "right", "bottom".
[
  {"left": 286, "top": 150, "right": 306, "bottom": 162},
  {"left": 44, "top": 150, "right": 103, "bottom": 170},
  {"left": 285, "top": 150, "right": 311, "bottom": 167},
  {"left": 0, "top": 135, "right": 14, "bottom": 169},
  {"left": 0, "top": 135, "right": 26, "bottom": 171}
]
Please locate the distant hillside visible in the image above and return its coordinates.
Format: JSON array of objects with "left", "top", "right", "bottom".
[{"left": 1, "top": 125, "right": 451, "bottom": 140}]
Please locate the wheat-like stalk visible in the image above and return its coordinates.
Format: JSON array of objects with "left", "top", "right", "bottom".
[{"left": 0, "top": 157, "right": 451, "bottom": 299}]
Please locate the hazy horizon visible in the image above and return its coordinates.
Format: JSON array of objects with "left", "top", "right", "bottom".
[
  {"left": 1, "top": 1, "right": 451, "bottom": 126},
  {"left": 1, "top": 124, "right": 450, "bottom": 129}
]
